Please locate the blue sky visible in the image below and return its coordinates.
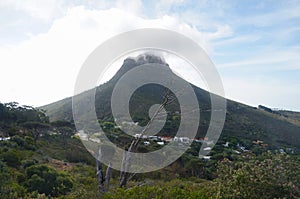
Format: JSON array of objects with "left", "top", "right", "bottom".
[{"left": 0, "top": 0, "right": 299, "bottom": 111}]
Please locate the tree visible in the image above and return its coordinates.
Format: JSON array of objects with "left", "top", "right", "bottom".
[
  {"left": 95, "top": 87, "right": 177, "bottom": 194},
  {"left": 51, "top": 120, "right": 75, "bottom": 146},
  {"left": 0, "top": 150, "right": 22, "bottom": 168},
  {"left": 25, "top": 164, "right": 73, "bottom": 197},
  {"left": 21, "top": 122, "right": 50, "bottom": 145},
  {"left": 0, "top": 161, "right": 11, "bottom": 195}
]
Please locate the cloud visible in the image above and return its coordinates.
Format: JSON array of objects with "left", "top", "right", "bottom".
[
  {"left": 155, "top": 0, "right": 185, "bottom": 15},
  {"left": 0, "top": 5, "right": 226, "bottom": 106},
  {"left": 217, "top": 47, "right": 300, "bottom": 70},
  {"left": 240, "top": 3, "right": 300, "bottom": 28},
  {"left": 1, "top": 1, "right": 299, "bottom": 110},
  {"left": 115, "top": 0, "right": 142, "bottom": 15},
  {"left": 213, "top": 34, "right": 260, "bottom": 47}
]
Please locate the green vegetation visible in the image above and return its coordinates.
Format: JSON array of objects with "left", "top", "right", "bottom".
[
  {"left": 25, "top": 164, "right": 73, "bottom": 196},
  {"left": 1, "top": 101, "right": 300, "bottom": 198}
]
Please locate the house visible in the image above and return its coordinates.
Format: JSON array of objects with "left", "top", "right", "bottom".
[
  {"left": 149, "top": 136, "right": 159, "bottom": 141},
  {"left": 203, "top": 147, "right": 212, "bottom": 151},
  {"left": 203, "top": 140, "right": 214, "bottom": 146},
  {"left": 121, "top": 121, "right": 138, "bottom": 126},
  {"left": 157, "top": 141, "right": 164, "bottom": 145},
  {"left": 179, "top": 137, "right": 190, "bottom": 144},
  {"left": 193, "top": 138, "right": 203, "bottom": 143},
  {"left": 0, "top": 137, "right": 10, "bottom": 141},
  {"left": 233, "top": 150, "right": 241, "bottom": 154},
  {"left": 237, "top": 143, "right": 248, "bottom": 152},
  {"left": 143, "top": 141, "right": 150, "bottom": 145},
  {"left": 253, "top": 140, "right": 264, "bottom": 145},
  {"left": 77, "top": 130, "right": 88, "bottom": 141},
  {"left": 223, "top": 142, "right": 229, "bottom": 147},
  {"left": 135, "top": 134, "right": 149, "bottom": 139},
  {"left": 173, "top": 136, "right": 190, "bottom": 143},
  {"left": 202, "top": 156, "right": 211, "bottom": 161},
  {"left": 160, "top": 136, "right": 172, "bottom": 142}
]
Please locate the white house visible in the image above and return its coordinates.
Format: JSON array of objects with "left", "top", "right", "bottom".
[
  {"left": 202, "top": 156, "right": 211, "bottom": 160},
  {"left": 223, "top": 142, "right": 229, "bottom": 147},
  {"left": 173, "top": 136, "right": 190, "bottom": 143},
  {"left": 0, "top": 137, "right": 10, "bottom": 141},
  {"left": 203, "top": 147, "right": 212, "bottom": 151},
  {"left": 179, "top": 137, "right": 190, "bottom": 144}
]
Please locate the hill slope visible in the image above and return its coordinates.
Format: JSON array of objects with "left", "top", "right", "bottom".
[{"left": 41, "top": 53, "right": 300, "bottom": 150}]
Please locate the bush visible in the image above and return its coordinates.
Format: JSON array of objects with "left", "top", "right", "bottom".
[
  {"left": 25, "top": 164, "right": 73, "bottom": 197},
  {"left": 103, "top": 180, "right": 210, "bottom": 199},
  {"left": 0, "top": 150, "right": 22, "bottom": 168},
  {"left": 213, "top": 153, "right": 300, "bottom": 198},
  {"left": 11, "top": 135, "right": 25, "bottom": 147}
]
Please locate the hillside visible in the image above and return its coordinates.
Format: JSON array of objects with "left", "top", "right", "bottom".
[
  {"left": 1, "top": 99, "right": 300, "bottom": 198},
  {"left": 1, "top": 73, "right": 300, "bottom": 198},
  {"left": 42, "top": 53, "right": 300, "bottom": 150}
]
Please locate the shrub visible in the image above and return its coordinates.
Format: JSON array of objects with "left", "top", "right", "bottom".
[
  {"left": 214, "top": 153, "right": 300, "bottom": 198},
  {"left": 25, "top": 164, "right": 73, "bottom": 197},
  {"left": 0, "top": 150, "right": 22, "bottom": 168}
]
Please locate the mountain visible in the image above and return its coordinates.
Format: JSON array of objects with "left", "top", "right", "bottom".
[{"left": 41, "top": 53, "right": 300, "bottom": 150}]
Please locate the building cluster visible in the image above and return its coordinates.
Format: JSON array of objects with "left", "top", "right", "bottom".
[{"left": 134, "top": 134, "right": 214, "bottom": 146}]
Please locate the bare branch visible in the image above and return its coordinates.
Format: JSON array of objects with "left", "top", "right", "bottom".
[{"left": 96, "top": 147, "right": 105, "bottom": 193}]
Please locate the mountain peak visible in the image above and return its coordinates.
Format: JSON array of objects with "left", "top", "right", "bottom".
[
  {"left": 131, "top": 53, "right": 168, "bottom": 66},
  {"left": 113, "top": 53, "right": 169, "bottom": 80}
]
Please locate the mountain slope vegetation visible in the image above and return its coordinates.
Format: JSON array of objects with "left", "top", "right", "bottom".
[{"left": 42, "top": 53, "right": 300, "bottom": 150}]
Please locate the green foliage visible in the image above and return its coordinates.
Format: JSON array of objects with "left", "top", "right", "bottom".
[
  {"left": 214, "top": 153, "right": 300, "bottom": 198},
  {"left": 103, "top": 180, "right": 210, "bottom": 199},
  {"left": 0, "top": 102, "right": 49, "bottom": 126},
  {"left": 21, "top": 121, "right": 51, "bottom": 144},
  {"left": 0, "top": 149, "right": 22, "bottom": 168},
  {"left": 66, "top": 165, "right": 99, "bottom": 199},
  {"left": 0, "top": 161, "right": 11, "bottom": 195},
  {"left": 0, "top": 162, "right": 26, "bottom": 198},
  {"left": 25, "top": 164, "right": 73, "bottom": 197},
  {"left": 101, "top": 121, "right": 115, "bottom": 130},
  {"left": 2, "top": 100, "right": 300, "bottom": 198}
]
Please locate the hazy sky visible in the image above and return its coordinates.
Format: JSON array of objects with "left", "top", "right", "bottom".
[{"left": 0, "top": 0, "right": 300, "bottom": 111}]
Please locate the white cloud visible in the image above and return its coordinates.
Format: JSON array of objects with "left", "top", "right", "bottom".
[
  {"left": 115, "top": 0, "right": 142, "bottom": 15},
  {"left": 0, "top": 5, "right": 221, "bottom": 106},
  {"left": 155, "top": 0, "right": 185, "bottom": 15},
  {"left": 213, "top": 34, "right": 260, "bottom": 47},
  {"left": 218, "top": 47, "right": 300, "bottom": 70},
  {"left": 239, "top": 3, "right": 300, "bottom": 27}
]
